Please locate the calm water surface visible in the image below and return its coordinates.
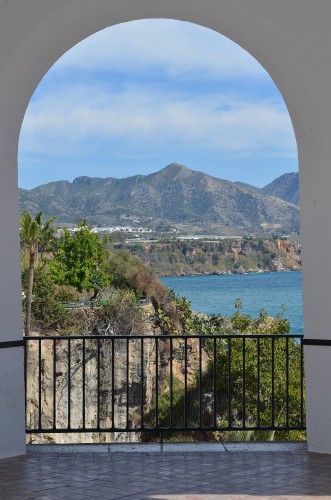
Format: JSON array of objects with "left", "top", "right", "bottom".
[{"left": 161, "top": 271, "right": 303, "bottom": 333}]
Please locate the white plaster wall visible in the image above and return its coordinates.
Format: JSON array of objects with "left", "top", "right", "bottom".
[
  {"left": 0, "top": 348, "right": 25, "bottom": 459},
  {"left": 0, "top": 53, "right": 28, "bottom": 458},
  {"left": 0, "top": 0, "right": 331, "bottom": 456}
]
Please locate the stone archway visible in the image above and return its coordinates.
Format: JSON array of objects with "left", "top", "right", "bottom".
[{"left": 1, "top": 0, "right": 331, "bottom": 458}]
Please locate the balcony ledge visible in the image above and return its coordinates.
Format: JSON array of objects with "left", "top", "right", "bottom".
[{"left": 27, "top": 441, "right": 308, "bottom": 454}]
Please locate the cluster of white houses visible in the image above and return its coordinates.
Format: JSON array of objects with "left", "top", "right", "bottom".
[{"left": 58, "top": 226, "right": 153, "bottom": 235}]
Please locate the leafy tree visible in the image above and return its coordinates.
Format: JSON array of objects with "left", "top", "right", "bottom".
[
  {"left": 20, "top": 211, "right": 56, "bottom": 336},
  {"left": 50, "top": 222, "right": 112, "bottom": 298}
]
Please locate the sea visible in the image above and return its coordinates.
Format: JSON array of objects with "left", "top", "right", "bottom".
[{"left": 161, "top": 270, "right": 303, "bottom": 333}]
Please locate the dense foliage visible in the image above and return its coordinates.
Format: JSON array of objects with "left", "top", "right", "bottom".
[
  {"left": 146, "top": 298, "right": 304, "bottom": 442},
  {"left": 22, "top": 266, "right": 66, "bottom": 329},
  {"left": 21, "top": 222, "right": 170, "bottom": 335},
  {"left": 50, "top": 222, "right": 112, "bottom": 297}
]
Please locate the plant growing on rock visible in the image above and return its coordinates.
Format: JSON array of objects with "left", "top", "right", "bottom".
[{"left": 92, "top": 290, "right": 147, "bottom": 336}]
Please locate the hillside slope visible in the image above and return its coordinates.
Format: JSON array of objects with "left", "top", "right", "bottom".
[
  {"left": 261, "top": 172, "right": 299, "bottom": 205},
  {"left": 19, "top": 163, "right": 300, "bottom": 231}
]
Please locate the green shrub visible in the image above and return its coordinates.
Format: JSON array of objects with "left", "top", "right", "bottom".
[{"left": 22, "top": 266, "right": 67, "bottom": 330}]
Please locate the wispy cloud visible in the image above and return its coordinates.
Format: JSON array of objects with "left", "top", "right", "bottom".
[
  {"left": 19, "top": 19, "right": 297, "bottom": 189},
  {"left": 56, "top": 20, "right": 265, "bottom": 81},
  {"left": 20, "top": 83, "right": 296, "bottom": 159}
]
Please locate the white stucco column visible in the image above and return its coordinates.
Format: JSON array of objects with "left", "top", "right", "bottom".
[
  {"left": 299, "top": 116, "right": 331, "bottom": 454},
  {"left": 0, "top": 90, "right": 26, "bottom": 459}
]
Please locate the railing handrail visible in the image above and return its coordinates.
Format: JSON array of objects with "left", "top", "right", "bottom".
[{"left": 25, "top": 333, "right": 303, "bottom": 341}]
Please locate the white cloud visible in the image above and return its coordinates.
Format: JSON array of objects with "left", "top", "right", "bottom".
[
  {"left": 56, "top": 19, "right": 265, "bottom": 81},
  {"left": 19, "top": 83, "right": 296, "bottom": 159}
]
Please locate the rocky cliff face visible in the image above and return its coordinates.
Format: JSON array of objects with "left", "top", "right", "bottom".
[
  {"left": 26, "top": 335, "right": 209, "bottom": 444},
  {"left": 124, "top": 238, "right": 302, "bottom": 277}
]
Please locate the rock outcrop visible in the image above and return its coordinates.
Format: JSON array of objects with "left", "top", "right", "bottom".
[{"left": 26, "top": 335, "right": 209, "bottom": 444}]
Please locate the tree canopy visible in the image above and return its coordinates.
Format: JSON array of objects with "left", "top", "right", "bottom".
[{"left": 50, "top": 222, "right": 112, "bottom": 295}]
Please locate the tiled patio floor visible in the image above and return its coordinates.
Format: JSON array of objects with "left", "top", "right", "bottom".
[{"left": 1, "top": 444, "right": 331, "bottom": 499}]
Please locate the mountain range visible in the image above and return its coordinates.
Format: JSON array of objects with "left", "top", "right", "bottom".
[
  {"left": 260, "top": 172, "right": 299, "bottom": 205},
  {"left": 19, "top": 164, "right": 300, "bottom": 233}
]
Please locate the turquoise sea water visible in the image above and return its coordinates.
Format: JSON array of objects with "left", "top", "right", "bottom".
[{"left": 161, "top": 271, "right": 303, "bottom": 333}]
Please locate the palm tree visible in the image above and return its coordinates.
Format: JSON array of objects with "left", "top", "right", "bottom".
[{"left": 20, "top": 211, "right": 56, "bottom": 336}]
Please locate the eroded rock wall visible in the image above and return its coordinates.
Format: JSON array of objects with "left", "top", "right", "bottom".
[{"left": 26, "top": 336, "right": 209, "bottom": 444}]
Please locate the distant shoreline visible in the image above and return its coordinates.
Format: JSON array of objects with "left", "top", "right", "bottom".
[{"left": 158, "top": 268, "right": 301, "bottom": 278}]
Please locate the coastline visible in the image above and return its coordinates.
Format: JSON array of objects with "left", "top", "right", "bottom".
[
  {"left": 158, "top": 268, "right": 301, "bottom": 278},
  {"left": 120, "top": 237, "right": 302, "bottom": 279}
]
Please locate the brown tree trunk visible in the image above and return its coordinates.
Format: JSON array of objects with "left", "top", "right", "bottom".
[
  {"left": 90, "top": 288, "right": 100, "bottom": 301},
  {"left": 25, "top": 245, "right": 35, "bottom": 336}
]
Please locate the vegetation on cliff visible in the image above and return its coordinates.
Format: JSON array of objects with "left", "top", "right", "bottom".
[
  {"left": 21, "top": 212, "right": 305, "bottom": 443},
  {"left": 146, "top": 298, "right": 305, "bottom": 443},
  {"left": 115, "top": 237, "right": 301, "bottom": 276},
  {"left": 21, "top": 215, "right": 169, "bottom": 335}
]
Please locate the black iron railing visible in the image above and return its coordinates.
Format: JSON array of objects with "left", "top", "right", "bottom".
[{"left": 24, "top": 334, "right": 305, "bottom": 435}]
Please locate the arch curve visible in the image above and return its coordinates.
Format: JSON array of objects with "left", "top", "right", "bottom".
[{"left": 0, "top": 0, "right": 314, "bottom": 145}]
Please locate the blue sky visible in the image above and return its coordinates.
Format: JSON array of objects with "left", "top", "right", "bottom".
[{"left": 18, "top": 19, "right": 298, "bottom": 190}]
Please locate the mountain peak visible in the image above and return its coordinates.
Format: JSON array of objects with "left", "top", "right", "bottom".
[
  {"left": 154, "top": 163, "right": 194, "bottom": 179},
  {"left": 73, "top": 176, "right": 93, "bottom": 185},
  {"left": 261, "top": 172, "right": 299, "bottom": 205},
  {"left": 162, "top": 163, "right": 191, "bottom": 172}
]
